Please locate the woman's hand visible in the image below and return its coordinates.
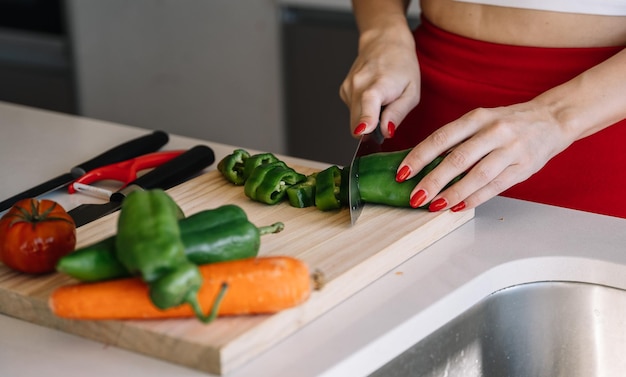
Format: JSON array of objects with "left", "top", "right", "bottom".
[
  {"left": 396, "top": 101, "right": 575, "bottom": 212},
  {"left": 340, "top": 21, "right": 421, "bottom": 138}
]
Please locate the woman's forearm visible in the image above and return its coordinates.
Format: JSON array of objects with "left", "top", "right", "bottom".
[
  {"left": 534, "top": 48, "right": 626, "bottom": 142},
  {"left": 351, "top": 0, "right": 411, "bottom": 35}
]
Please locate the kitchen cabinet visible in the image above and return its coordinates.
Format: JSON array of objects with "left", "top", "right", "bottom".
[{"left": 0, "top": 0, "right": 76, "bottom": 114}]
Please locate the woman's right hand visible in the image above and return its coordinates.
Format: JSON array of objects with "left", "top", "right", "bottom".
[{"left": 339, "top": 19, "right": 421, "bottom": 138}]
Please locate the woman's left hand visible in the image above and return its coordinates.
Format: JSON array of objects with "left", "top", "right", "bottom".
[{"left": 396, "top": 100, "right": 575, "bottom": 212}]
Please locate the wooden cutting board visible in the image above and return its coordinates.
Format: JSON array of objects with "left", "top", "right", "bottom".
[{"left": 0, "top": 167, "right": 473, "bottom": 375}]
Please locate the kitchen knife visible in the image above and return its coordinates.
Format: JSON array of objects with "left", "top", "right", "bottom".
[
  {"left": 348, "top": 124, "right": 385, "bottom": 225},
  {"left": 0, "top": 130, "right": 169, "bottom": 212},
  {"left": 68, "top": 144, "right": 215, "bottom": 227}
]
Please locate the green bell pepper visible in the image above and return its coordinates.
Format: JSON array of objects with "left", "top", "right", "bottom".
[
  {"left": 57, "top": 204, "right": 284, "bottom": 282},
  {"left": 115, "top": 189, "right": 215, "bottom": 322},
  {"left": 116, "top": 189, "right": 187, "bottom": 283}
]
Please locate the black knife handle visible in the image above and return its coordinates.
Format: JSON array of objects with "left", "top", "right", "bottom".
[
  {"left": 110, "top": 145, "right": 215, "bottom": 201},
  {"left": 70, "top": 130, "right": 169, "bottom": 177}
]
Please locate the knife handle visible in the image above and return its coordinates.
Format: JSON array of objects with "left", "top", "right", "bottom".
[
  {"left": 111, "top": 145, "right": 215, "bottom": 201},
  {"left": 70, "top": 130, "right": 169, "bottom": 177}
]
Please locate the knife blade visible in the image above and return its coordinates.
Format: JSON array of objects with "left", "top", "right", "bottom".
[
  {"left": 0, "top": 130, "right": 169, "bottom": 212},
  {"left": 68, "top": 144, "right": 215, "bottom": 227},
  {"left": 348, "top": 124, "right": 385, "bottom": 225}
]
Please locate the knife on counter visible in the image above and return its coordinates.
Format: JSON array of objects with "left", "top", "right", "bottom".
[
  {"left": 0, "top": 130, "right": 170, "bottom": 212},
  {"left": 68, "top": 144, "right": 215, "bottom": 227},
  {"left": 348, "top": 123, "right": 385, "bottom": 225}
]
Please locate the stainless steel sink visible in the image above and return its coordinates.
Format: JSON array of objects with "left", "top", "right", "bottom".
[{"left": 371, "top": 281, "right": 626, "bottom": 377}]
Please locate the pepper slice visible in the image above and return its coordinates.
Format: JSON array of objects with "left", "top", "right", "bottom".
[
  {"left": 286, "top": 173, "right": 317, "bottom": 208},
  {"left": 217, "top": 148, "right": 250, "bottom": 185},
  {"left": 315, "top": 165, "right": 343, "bottom": 211},
  {"left": 244, "top": 161, "right": 306, "bottom": 205},
  {"left": 242, "top": 152, "right": 279, "bottom": 181}
]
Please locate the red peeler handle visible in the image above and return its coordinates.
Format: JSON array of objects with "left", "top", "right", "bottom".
[{"left": 68, "top": 150, "right": 185, "bottom": 194}]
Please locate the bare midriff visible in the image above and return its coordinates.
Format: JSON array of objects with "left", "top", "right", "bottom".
[{"left": 421, "top": 0, "right": 626, "bottom": 47}]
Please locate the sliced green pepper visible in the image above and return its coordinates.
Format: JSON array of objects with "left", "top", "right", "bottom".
[
  {"left": 244, "top": 161, "right": 306, "bottom": 205},
  {"left": 315, "top": 165, "right": 343, "bottom": 211},
  {"left": 217, "top": 148, "right": 250, "bottom": 185},
  {"left": 339, "top": 166, "right": 350, "bottom": 207},
  {"left": 242, "top": 152, "right": 279, "bottom": 181},
  {"left": 57, "top": 205, "right": 284, "bottom": 282},
  {"left": 286, "top": 173, "right": 317, "bottom": 208}
]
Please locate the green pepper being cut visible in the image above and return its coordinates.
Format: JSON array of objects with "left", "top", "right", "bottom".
[
  {"left": 244, "top": 161, "right": 306, "bottom": 204},
  {"left": 315, "top": 165, "right": 343, "bottom": 211},
  {"left": 358, "top": 149, "right": 464, "bottom": 208},
  {"left": 217, "top": 148, "right": 250, "bottom": 185},
  {"left": 57, "top": 205, "right": 284, "bottom": 282}
]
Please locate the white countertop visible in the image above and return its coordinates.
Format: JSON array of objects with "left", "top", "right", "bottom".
[{"left": 1, "top": 101, "right": 626, "bottom": 376}]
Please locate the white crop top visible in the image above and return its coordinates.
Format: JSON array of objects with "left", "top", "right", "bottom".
[{"left": 455, "top": 0, "right": 626, "bottom": 16}]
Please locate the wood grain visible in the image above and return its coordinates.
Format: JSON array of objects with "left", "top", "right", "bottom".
[{"left": 0, "top": 168, "right": 473, "bottom": 375}]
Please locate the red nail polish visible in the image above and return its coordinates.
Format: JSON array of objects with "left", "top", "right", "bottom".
[
  {"left": 353, "top": 122, "right": 367, "bottom": 136},
  {"left": 429, "top": 198, "right": 448, "bottom": 212},
  {"left": 396, "top": 165, "right": 411, "bottom": 182},
  {"left": 387, "top": 121, "right": 396, "bottom": 138},
  {"left": 410, "top": 189, "right": 427, "bottom": 208},
  {"left": 450, "top": 201, "right": 466, "bottom": 212}
]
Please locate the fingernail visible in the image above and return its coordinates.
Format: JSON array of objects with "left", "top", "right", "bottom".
[
  {"left": 387, "top": 121, "right": 396, "bottom": 138},
  {"left": 429, "top": 198, "right": 448, "bottom": 212},
  {"left": 410, "top": 189, "right": 427, "bottom": 208},
  {"left": 450, "top": 201, "right": 466, "bottom": 212},
  {"left": 353, "top": 122, "right": 367, "bottom": 136},
  {"left": 396, "top": 165, "right": 411, "bottom": 182}
]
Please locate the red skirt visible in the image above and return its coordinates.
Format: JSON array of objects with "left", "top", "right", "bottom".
[{"left": 384, "top": 17, "right": 626, "bottom": 218}]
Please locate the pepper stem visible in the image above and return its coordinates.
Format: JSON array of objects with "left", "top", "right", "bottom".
[
  {"left": 186, "top": 282, "right": 229, "bottom": 324},
  {"left": 258, "top": 222, "right": 285, "bottom": 236}
]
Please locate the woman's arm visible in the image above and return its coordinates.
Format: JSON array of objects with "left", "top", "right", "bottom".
[
  {"left": 397, "top": 48, "right": 626, "bottom": 212},
  {"left": 340, "top": 0, "right": 419, "bottom": 138}
]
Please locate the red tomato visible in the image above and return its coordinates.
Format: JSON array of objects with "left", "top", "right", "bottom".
[{"left": 0, "top": 198, "right": 76, "bottom": 274}]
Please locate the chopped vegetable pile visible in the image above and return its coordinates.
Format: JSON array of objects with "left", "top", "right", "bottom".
[{"left": 218, "top": 148, "right": 465, "bottom": 210}]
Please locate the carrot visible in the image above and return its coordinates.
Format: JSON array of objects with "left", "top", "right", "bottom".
[{"left": 49, "top": 256, "right": 313, "bottom": 320}]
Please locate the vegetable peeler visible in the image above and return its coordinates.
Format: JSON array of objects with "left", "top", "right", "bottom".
[{"left": 68, "top": 150, "right": 185, "bottom": 199}]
